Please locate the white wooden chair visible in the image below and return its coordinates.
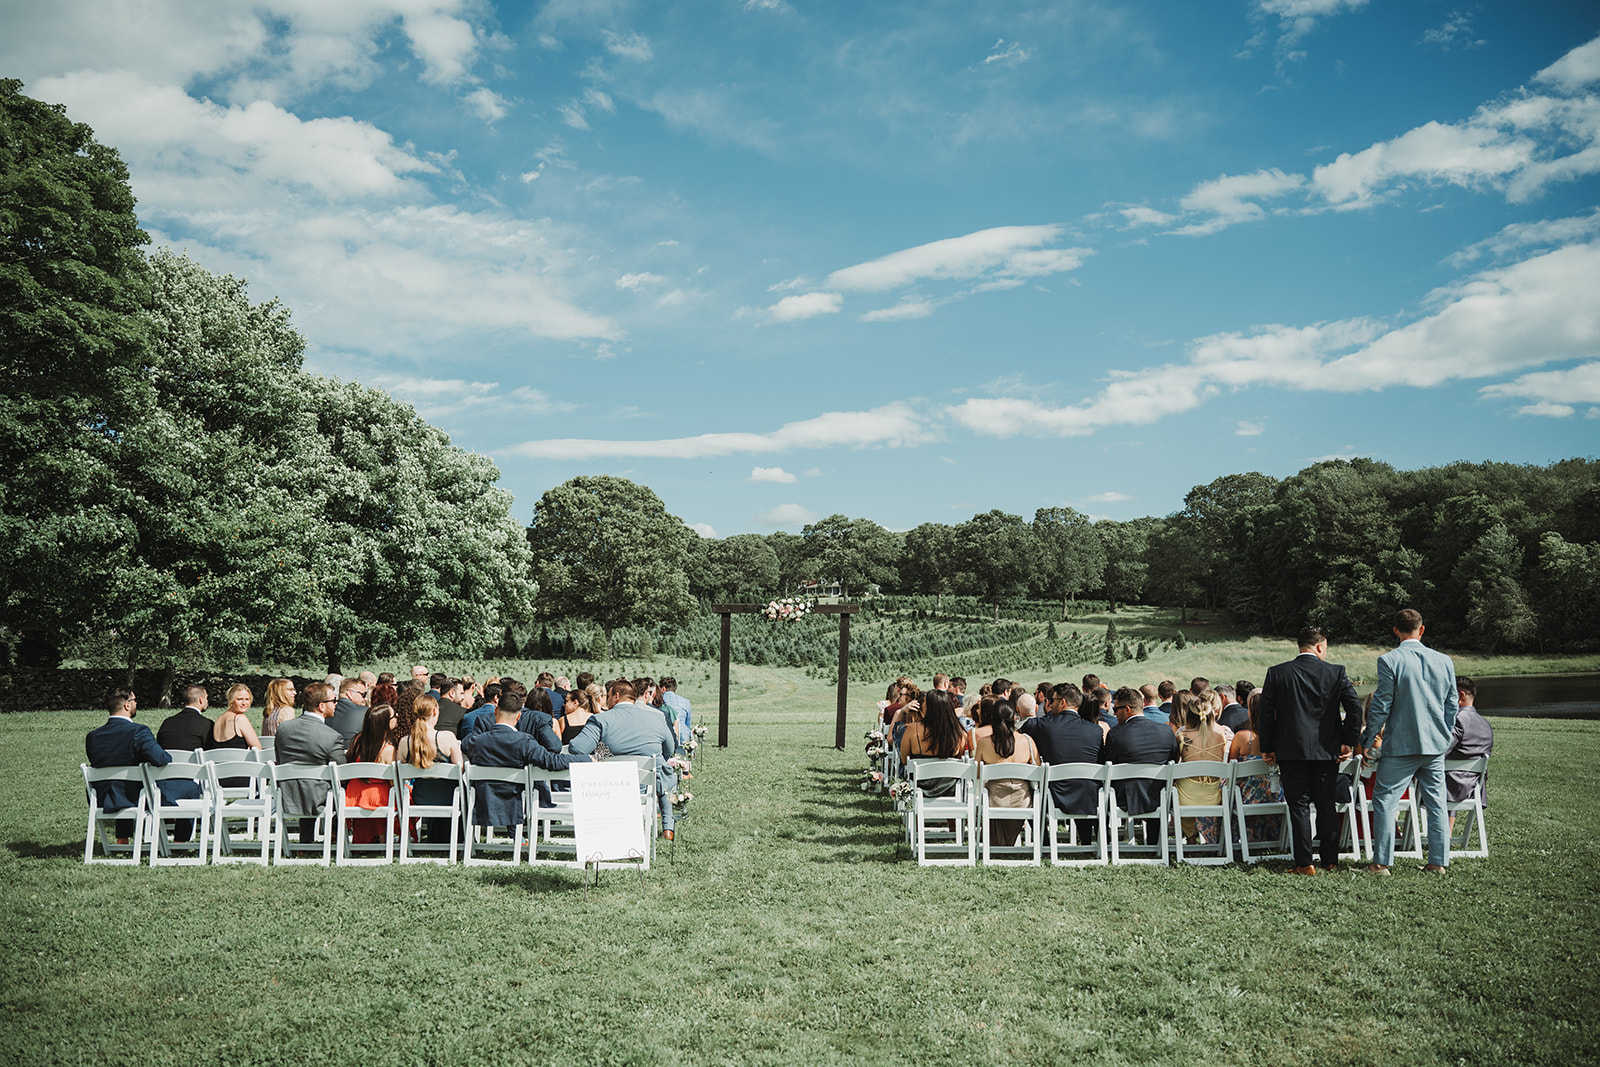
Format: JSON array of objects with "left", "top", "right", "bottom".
[
  {"left": 1443, "top": 756, "right": 1489, "bottom": 858},
  {"left": 142, "top": 762, "right": 213, "bottom": 866},
  {"left": 526, "top": 766, "right": 577, "bottom": 866},
  {"left": 1335, "top": 755, "right": 1365, "bottom": 862},
  {"left": 396, "top": 761, "right": 464, "bottom": 865},
  {"left": 207, "top": 759, "right": 273, "bottom": 865},
  {"left": 335, "top": 762, "right": 398, "bottom": 865},
  {"left": 1359, "top": 758, "right": 1423, "bottom": 861},
  {"left": 1044, "top": 762, "right": 1110, "bottom": 866},
  {"left": 269, "top": 763, "right": 337, "bottom": 866},
  {"left": 910, "top": 759, "right": 978, "bottom": 867},
  {"left": 82, "top": 765, "right": 148, "bottom": 865},
  {"left": 1107, "top": 763, "right": 1171, "bottom": 866},
  {"left": 463, "top": 762, "right": 528, "bottom": 867},
  {"left": 979, "top": 763, "right": 1045, "bottom": 866},
  {"left": 1231, "top": 759, "right": 1293, "bottom": 864},
  {"left": 1170, "top": 761, "right": 1234, "bottom": 866}
]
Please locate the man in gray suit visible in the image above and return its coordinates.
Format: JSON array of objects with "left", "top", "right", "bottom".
[
  {"left": 274, "top": 681, "right": 347, "bottom": 844},
  {"left": 568, "top": 679, "right": 680, "bottom": 839},
  {"left": 1361, "top": 608, "right": 1458, "bottom": 875}
]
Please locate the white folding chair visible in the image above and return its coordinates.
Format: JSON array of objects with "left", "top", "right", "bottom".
[
  {"left": 1108, "top": 763, "right": 1171, "bottom": 866},
  {"left": 979, "top": 763, "right": 1045, "bottom": 866},
  {"left": 910, "top": 759, "right": 978, "bottom": 867},
  {"left": 613, "top": 754, "right": 660, "bottom": 866},
  {"left": 1231, "top": 759, "right": 1293, "bottom": 864},
  {"left": 1444, "top": 756, "right": 1489, "bottom": 858},
  {"left": 463, "top": 762, "right": 528, "bottom": 867},
  {"left": 1360, "top": 759, "right": 1423, "bottom": 860},
  {"left": 161, "top": 748, "right": 205, "bottom": 764},
  {"left": 1170, "top": 761, "right": 1234, "bottom": 866},
  {"left": 1335, "top": 755, "right": 1365, "bottom": 861},
  {"left": 142, "top": 762, "right": 213, "bottom": 866},
  {"left": 269, "top": 763, "right": 337, "bottom": 866},
  {"left": 82, "top": 765, "right": 148, "bottom": 865},
  {"left": 1044, "top": 763, "right": 1109, "bottom": 866},
  {"left": 335, "top": 763, "right": 398, "bottom": 865},
  {"left": 526, "top": 766, "right": 577, "bottom": 866},
  {"left": 208, "top": 759, "right": 273, "bottom": 865},
  {"left": 257, "top": 737, "right": 275, "bottom": 761},
  {"left": 396, "top": 762, "right": 464, "bottom": 865}
]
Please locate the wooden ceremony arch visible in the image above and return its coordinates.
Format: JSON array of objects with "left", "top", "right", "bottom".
[{"left": 711, "top": 603, "right": 859, "bottom": 750}]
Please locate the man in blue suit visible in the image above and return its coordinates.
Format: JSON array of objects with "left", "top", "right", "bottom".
[
  {"left": 569, "top": 678, "right": 679, "bottom": 839},
  {"left": 85, "top": 688, "right": 171, "bottom": 837},
  {"left": 1022, "top": 682, "right": 1103, "bottom": 827},
  {"left": 1102, "top": 689, "right": 1180, "bottom": 840},
  {"left": 1361, "top": 608, "right": 1458, "bottom": 875},
  {"left": 461, "top": 680, "right": 585, "bottom": 830}
]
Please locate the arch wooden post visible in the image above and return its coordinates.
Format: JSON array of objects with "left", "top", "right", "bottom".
[{"left": 713, "top": 603, "right": 859, "bottom": 750}]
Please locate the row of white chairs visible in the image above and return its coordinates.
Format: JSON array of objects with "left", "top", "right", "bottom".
[
  {"left": 82, "top": 750, "right": 660, "bottom": 869},
  {"left": 892, "top": 754, "right": 1489, "bottom": 868}
]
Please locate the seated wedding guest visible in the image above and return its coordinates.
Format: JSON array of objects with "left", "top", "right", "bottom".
[
  {"left": 1091, "top": 688, "right": 1117, "bottom": 734},
  {"left": 1157, "top": 680, "right": 1177, "bottom": 720},
  {"left": 369, "top": 681, "right": 399, "bottom": 713},
  {"left": 1235, "top": 680, "right": 1256, "bottom": 710},
  {"left": 1172, "top": 691, "right": 1229, "bottom": 844},
  {"left": 516, "top": 685, "right": 565, "bottom": 753},
  {"left": 975, "top": 699, "right": 1041, "bottom": 847},
  {"left": 1217, "top": 684, "right": 1249, "bottom": 733},
  {"left": 205, "top": 683, "right": 263, "bottom": 789},
  {"left": 972, "top": 695, "right": 1005, "bottom": 747},
  {"left": 330, "top": 677, "right": 369, "bottom": 746},
  {"left": 890, "top": 685, "right": 923, "bottom": 751},
  {"left": 458, "top": 683, "right": 503, "bottom": 736},
  {"left": 1229, "top": 690, "right": 1284, "bottom": 844},
  {"left": 899, "top": 689, "right": 972, "bottom": 777},
  {"left": 157, "top": 685, "right": 213, "bottom": 752},
  {"left": 1023, "top": 683, "right": 1102, "bottom": 833},
  {"left": 659, "top": 676, "right": 692, "bottom": 746},
  {"left": 358, "top": 670, "right": 378, "bottom": 690},
  {"left": 1081, "top": 674, "right": 1101, "bottom": 695},
  {"left": 569, "top": 679, "right": 679, "bottom": 838},
  {"left": 1102, "top": 689, "right": 1180, "bottom": 836},
  {"left": 275, "top": 682, "right": 347, "bottom": 845},
  {"left": 435, "top": 678, "right": 469, "bottom": 738},
  {"left": 1446, "top": 676, "right": 1494, "bottom": 817},
  {"left": 1139, "top": 684, "right": 1165, "bottom": 723},
  {"left": 555, "top": 684, "right": 601, "bottom": 745},
  {"left": 949, "top": 677, "right": 967, "bottom": 700},
  {"left": 534, "top": 672, "right": 565, "bottom": 716},
  {"left": 377, "top": 671, "right": 396, "bottom": 687},
  {"left": 261, "top": 678, "right": 297, "bottom": 737},
  {"left": 395, "top": 694, "right": 462, "bottom": 843},
  {"left": 1033, "top": 682, "right": 1052, "bottom": 708},
  {"left": 343, "top": 703, "right": 397, "bottom": 844},
  {"left": 1014, "top": 692, "right": 1038, "bottom": 720},
  {"left": 463, "top": 681, "right": 587, "bottom": 832},
  {"left": 88, "top": 688, "right": 179, "bottom": 839}
]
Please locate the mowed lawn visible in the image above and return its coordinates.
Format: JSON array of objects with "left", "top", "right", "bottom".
[{"left": 2, "top": 664, "right": 1597, "bottom": 1067}]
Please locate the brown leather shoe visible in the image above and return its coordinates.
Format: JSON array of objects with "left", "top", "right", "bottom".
[
  {"left": 1422, "top": 863, "right": 1447, "bottom": 873},
  {"left": 1322, "top": 863, "right": 1345, "bottom": 874},
  {"left": 1290, "top": 865, "right": 1317, "bottom": 876},
  {"left": 1363, "top": 863, "right": 1392, "bottom": 876},
  {"left": 663, "top": 829, "right": 674, "bottom": 841}
]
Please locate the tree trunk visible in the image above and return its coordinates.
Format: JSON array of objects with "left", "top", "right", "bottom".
[
  {"left": 158, "top": 664, "right": 176, "bottom": 708},
  {"left": 992, "top": 599, "right": 1000, "bottom": 624},
  {"left": 1061, "top": 593, "right": 1069, "bottom": 620},
  {"left": 324, "top": 635, "right": 343, "bottom": 677}
]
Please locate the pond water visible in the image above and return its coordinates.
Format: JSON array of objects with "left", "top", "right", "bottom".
[{"left": 1470, "top": 672, "right": 1599, "bottom": 720}]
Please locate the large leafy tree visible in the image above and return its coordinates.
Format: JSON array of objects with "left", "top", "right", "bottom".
[
  {"left": 527, "top": 475, "right": 696, "bottom": 642},
  {"left": 1, "top": 79, "right": 152, "bottom": 665},
  {"left": 900, "top": 521, "right": 959, "bottom": 608},
  {"left": 691, "top": 533, "right": 781, "bottom": 604},
  {"left": 955, "top": 510, "right": 1035, "bottom": 622},
  {"left": 1032, "top": 506, "right": 1104, "bottom": 617},
  {"left": 799, "top": 514, "right": 901, "bottom": 598},
  {"left": 1094, "top": 518, "right": 1152, "bottom": 613}
]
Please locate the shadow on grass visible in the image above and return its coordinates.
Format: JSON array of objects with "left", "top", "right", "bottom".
[
  {"left": 474, "top": 866, "right": 592, "bottom": 894},
  {"left": 5, "top": 839, "right": 83, "bottom": 860}
]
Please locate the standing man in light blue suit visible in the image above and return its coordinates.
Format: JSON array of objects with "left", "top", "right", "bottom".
[{"left": 1361, "top": 608, "right": 1458, "bottom": 875}]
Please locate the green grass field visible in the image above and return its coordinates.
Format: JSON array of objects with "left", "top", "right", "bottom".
[{"left": 3, "top": 662, "right": 1597, "bottom": 1066}]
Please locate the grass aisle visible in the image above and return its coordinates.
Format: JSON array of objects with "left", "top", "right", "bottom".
[{"left": 2, "top": 666, "right": 1597, "bottom": 1066}]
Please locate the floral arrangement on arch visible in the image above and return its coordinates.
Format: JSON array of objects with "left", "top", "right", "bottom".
[{"left": 762, "top": 596, "right": 812, "bottom": 621}]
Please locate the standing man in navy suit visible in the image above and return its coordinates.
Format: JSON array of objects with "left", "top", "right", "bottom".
[
  {"left": 86, "top": 688, "right": 172, "bottom": 837},
  {"left": 1258, "top": 625, "right": 1363, "bottom": 875},
  {"left": 1361, "top": 608, "right": 1458, "bottom": 875}
]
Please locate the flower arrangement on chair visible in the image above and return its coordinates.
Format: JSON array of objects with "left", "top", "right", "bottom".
[
  {"left": 888, "top": 779, "right": 914, "bottom": 804},
  {"left": 859, "top": 769, "right": 885, "bottom": 791}
]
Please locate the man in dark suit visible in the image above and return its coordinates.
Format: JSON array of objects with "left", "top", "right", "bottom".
[
  {"left": 1258, "top": 625, "right": 1362, "bottom": 875},
  {"left": 1102, "top": 689, "right": 1180, "bottom": 838},
  {"left": 274, "top": 682, "right": 347, "bottom": 844},
  {"left": 1216, "top": 684, "right": 1249, "bottom": 733},
  {"left": 329, "top": 678, "right": 368, "bottom": 745},
  {"left": 86, "top": 687, "right": 171, "bottom": 837},
  {"left": 461, "top": 681, "right": 586, "bottom": 830},
  {"left": 156, "top": 686, "right": 213, "bottom": 752},
  {"left": 1022, "top": 682, "right": 1103, "bottom": 821},
  {"left": 434, "top": 678, "right": 470, "bottom": 737}
]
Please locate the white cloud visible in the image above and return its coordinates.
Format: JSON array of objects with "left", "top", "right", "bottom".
[
  {"left": 402, "top": 11, "right": 479, "bottom": 86},
  {"left": 862, "top": 298, "right": 938, "bottom": 322},
  {"left": 584, "top": 87, "right": 616, "bottom": 113},
  {"left": 1235, "top": 420, "right": 1266, "bottom": 436},
  {"left": 1480, "top": 361, "right": 1600, "bottom": 416},
  {"left": 1311, "top": 119, "right": 1538, "bottom": 207},
  {"left": 519, "top": 167, "right": 544, "bottom": 183},
  {"left": 558, "top": 103, "right": 590, "bottom": 129},
  {"left": 692, "top": 522, "right": 719, "bottom": 538},
  {"left": 371, "top": 376, "right": 578, "bottom": 420},
  {"left": 507, "top": 401, "right": 936, "bottom": 459},
  {"left": 768, "top": 291, "right": 843, "bottom": 322},
  {"left": 1085, "top": 491, "right": 1131, "bottom": 503},
  {"left": 750, "top": 466, "right": 798, "bottom": 483},
  {"left": 1119, "top": 205, "right": 1177, "bottom": 228},
  {"left": 1447, "top": 208, "right": 1600, "bottom": 266},
  {"left": 1419, "top": 12, "right": 1484, "bottom": 51},
  {"left": 758, "top": 504, "right": 817, "bottom": 526},
  {"left": 602, "top": 30, "right": 653, "bottom": 61},
  {"left": 1253, "top": 0, "right": 1369, "bottom": 70},
  {"left": 1534, "top": 36, "right": 1600, "bottom": 93},
  {"left": 1172, "top": 169, "right": 1305, "bottom": 235},
  {"left": 616, "top": 272, "right": 665, "bottom": 290},
  {"left": 985, "top": 39, "right": 1032, "bottom": 66},
  {"left": 745, "top": 0, "right": 788, "bottom": 9},
  {"left": 951, "top": 240, "right": 1600, "bottom": 436},
  {"left": 826, "top": 226, "right": 1089, "bottom": 292},
  {"left": 464, "top": 87, "right": 508, "bottom": 122}
]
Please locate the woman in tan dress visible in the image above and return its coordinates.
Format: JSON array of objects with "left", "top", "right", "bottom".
[
  {"left": 1173, "top": 691, "right": 1228, "bottom": 843},
  {"left": 261, "top": 678, "right": 296, "bottom": 737},
  {"left": 974, "top": 700, "right": 1040, "bottom": 847}
]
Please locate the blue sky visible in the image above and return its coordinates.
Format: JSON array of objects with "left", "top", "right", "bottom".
[{"left": 8, "top": 1, "right": 1599, "bottom": 537}]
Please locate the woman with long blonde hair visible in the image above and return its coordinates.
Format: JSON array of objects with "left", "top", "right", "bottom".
[
  {"left": 262, "top": 678, "right": 296, "bottom": 736},
  {"left": 1173, "top": 691, "right": 1230, "bottom": 843},
  {"left": 394, "top": 695, "right": 462, "bottom": 845}
]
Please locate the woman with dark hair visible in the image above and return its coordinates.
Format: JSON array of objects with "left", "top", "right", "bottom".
[
  {"left": 899, "top": 690, "right": 971, "bottom": 762},
  {"left": 344, "top": 703, "right": 397, "bottom": 844},
  {"left": 1229, "top": 690, "right": 1284, "bottom": 844},
  {"left": 974, "top": 699, "right": 1040, "bottom": 846},
  {"left": 555, "top": 684, "right": 601, "bottom": 744}
]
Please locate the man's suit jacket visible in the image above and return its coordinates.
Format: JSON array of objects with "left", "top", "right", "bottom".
[
  {"left": 514, "top": 708, "right": 564, "bottom": 754},
  {"left": 85, "top": 717, "right": 170, "bottom": 810},
  {"left": 1362, "top": 639, "right": 1457, "bottom": 757},
  {"left": 156, "top": 707, "right": 214, "bottom": 753},
  {"left": 1218, "top": 703, "right": 1248, "bottom": 734},
  {"left": 461, "top": 723, "right": 582, "bottom": 826},
  {"left": 1022, "top": 711, "right": 1103, "bottom": 813},
  {"left": 1445, "top": 706, "right": 1493, "bottom": 804},
  {"left": 1258, "top": 652, "right": 1361, "bottom": 761},
  {"left": 329, "top": 698, "right": 365, "bottom": 745},
  {"left": 539, "top": 686, "right": 566, "bottom": 717},
  {"left": 1102, "top": 715, "right": 1179, "bottom": 815},
  {"left": 273, "top": 713, "right": 347, "bottom": 816},
  {"left": 570, "top": 701, "right": 679, "bottom": 816}
]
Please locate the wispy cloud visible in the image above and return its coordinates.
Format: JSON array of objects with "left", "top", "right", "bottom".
[
  {"left": 464, "top": 87, "right": 507, "bottom": 122},
  {"left": 1480, "top": 362, "right": 1600, "bottom": 417},
  {"left": 750, "top": 466, "right": 798, "bottom": 483},
  {"left": 764, "top": 291, "right": 843, "bottom": 322},
  {"left": 1419, "top": 11, "right": 1484, "bottom": 51},
  {"left": 692, "top": 522, "right": 718, "bottom": 538},
  {"left": 601, "top": 30, "right": 653, "bottom": 62},
  {"left": 616, "top": 271, "right": 665, "bottom": 290},
  {"left": 757, "top": 503, "right": 816, "bottom": 526},
  {"left": 1446, "top": 208, "right": 1600, "bottom": 266},
  {"left": 985, "top": 38, "right": 1032, "bottom": 67},
  {"left": 372, "top": 376, "right": 577, "bottom": 421},
  {"left": 1084, "top": 491, "right": 1131, "bottom": 503},
  {"left": 1249, "top": 0, "right": 1370, "bottom": 72},
  {"left": 826, "top": 225, "right": 1089, "bottom": 292},
  {"left": 508, "top": 401, "right": 937, "bottom": 460},
  {"left": 1235, "top": 420, "right": 1266, "bottom": 436},
  {"left": 1172, "top": 169, "right": 1304, "bottom": 235}
]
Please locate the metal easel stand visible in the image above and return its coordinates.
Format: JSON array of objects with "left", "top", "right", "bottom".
[{"left": 582, "top": 849, "right": 648, "bottom": 899}]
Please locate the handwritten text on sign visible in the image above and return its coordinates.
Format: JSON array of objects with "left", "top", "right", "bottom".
[{"left": 571, "top": 761, "right": 648, "bottom": 862}]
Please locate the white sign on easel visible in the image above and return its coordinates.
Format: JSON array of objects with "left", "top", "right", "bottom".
[{"left": 571, "top": 761, "right": 648, "bottom": 863}]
